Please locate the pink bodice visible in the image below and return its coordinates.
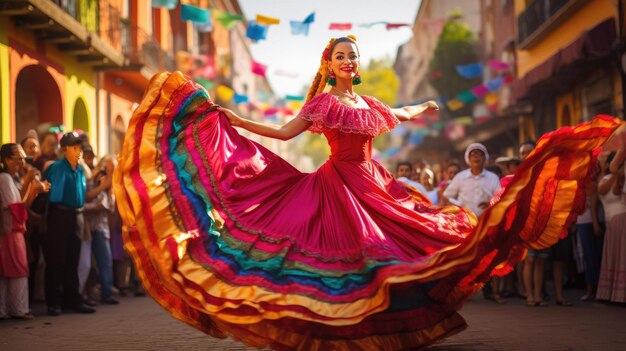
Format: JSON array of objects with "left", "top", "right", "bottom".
[{"left": 297, "top": 93, "right": 399, "bottom": 162}]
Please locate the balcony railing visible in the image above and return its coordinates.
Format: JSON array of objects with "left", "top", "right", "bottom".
[
  {"left": 517, "top": 0, "right": 572, "bottom": 47},
  {"left": 51, "top": 0, "right": 173, "bottom": 72}
]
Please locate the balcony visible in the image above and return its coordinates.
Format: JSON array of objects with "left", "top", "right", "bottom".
[
  {"left": 517, "top": 0, "right": 586, "bottom": 49},
  {"left": 0, "top": 0, "right": 174, "bottom": 74}
]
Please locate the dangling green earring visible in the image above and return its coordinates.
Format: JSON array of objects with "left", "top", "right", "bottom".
[
  {"left": 326, "top": 72, "right": 336, "bottom": 86},
  {"left": 352, "top": 73, "right": 362, "bottom": 86}
]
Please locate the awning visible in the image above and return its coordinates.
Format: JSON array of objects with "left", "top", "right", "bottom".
[{"left": 512, "top": 18, "right": 617, "bottom": 101}]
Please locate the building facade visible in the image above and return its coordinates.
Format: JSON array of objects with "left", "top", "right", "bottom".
[{"left": 1, "top": 0, "right": 274, "bottom": 158}]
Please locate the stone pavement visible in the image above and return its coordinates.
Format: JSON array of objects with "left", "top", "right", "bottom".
[{"left": 0, "top": 289, "right": 624, "bottom": 351}]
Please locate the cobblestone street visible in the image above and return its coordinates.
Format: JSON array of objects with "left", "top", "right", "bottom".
[{"left": 1, "top": 289, "right": 624, "bottom": 350}]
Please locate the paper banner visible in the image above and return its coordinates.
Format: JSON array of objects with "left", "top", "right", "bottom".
[
  {"left": 256, "top": 14, "right": 280, "bottom": 25},
  {"left": 409, "top": 133, "right": 424, "bottom": 145},
  {"left": 246, "top": 21, "right": 268, "bottom": 41},
  {"left": 470, "top": 84, "right": 489, "bottom": 97},
  {"left": 386, "top": 23, "right": 410, "bottom": 30},
  {"left": 264, "top": 107, "right": 280, "bottom": 116},
  {"left": 329, "top": 23, "right": 352, "bottom": 30},
  {"left": 181, "top": 4, "right": 209, "bottom": 23},
  {"left": 473, "top": 104, "right": 489, "bottom": 119},
  {"left": 290, "top": 13, "right": 315, "bottom": 36},
  {"left": 192, "top": 55, "right": 216, "bottom": 80},
  {"left": 431, "top": 121, "right": 446, "bottom": 130},
  {"left": 287, "top": 101, "right": 303, "bottom": 110},
  {"left": 194, "top": 21, "right": 213, "bottom": 33},
  {"left": 414, "top": 128, "right": 430, "bottom": 136},
  {"left": 359, "top": 21, "right": 386, "bottom": 28},
  {"left": 446, "top": 98, "right": 464, "bottom": 111},
  {"left": 485, "top": 92, "right": 499, "bottom": 107},
  {"left": 251, "top": 60, "right": 268, "bottom": 77},
  {"left": 488, "top": 59, "right": 511, "bottom": 71},
  {"left": 285, "top": 95, "right": 304, "bottom": 101},
  {"left": 194, "top": 78, "right": 215, "bottom": 90},
  {"left": 152, "top": 0, "right": 177, "bottom": 10},
  {"left": 234, "top": 93, "right": 249, "bottom": 104},
  {"left": 453, "top": 116, "right": 474, "bottom": 126},
  {"left": 215, "top": 11, "right": 244, "bottom": 29},
  {"left": 216, "top": 85, "right": 234, "bottom": 101},
  {"left": 456, "top": 63, "right": 483, "bottom": 79},
  {"left": 486, "top": 76, "right": 504, "bottom": 92},
  {"left": 456, "top": 90, "right": 477, "bottom": 104},
  {"left": 445, "top": 122, "right": 465, "bottom": 141}
]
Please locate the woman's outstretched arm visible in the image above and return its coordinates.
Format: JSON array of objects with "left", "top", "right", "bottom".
[
  {"left": 390, "top": 100, "right": 439, "bottom": 122},
  {"left": 217, "top": 107, "right": 312, "bottom": 141}
]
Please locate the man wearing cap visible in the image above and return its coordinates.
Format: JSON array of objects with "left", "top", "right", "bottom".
[
  {"left": 42, "top": 132, "right": 95, "bottom": 316},
  {"left": 443, "top": 143, "right": 500, "bottom": 217}
]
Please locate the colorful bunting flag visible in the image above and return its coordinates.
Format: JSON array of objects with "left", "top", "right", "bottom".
[
  {"left": 487, "top": 59, "right": 511, "bottom": 71},
  {"left": 256, "top": 91, "right": 272, "bottom": 102},
  {"left": 329, "top": 23, "right": 352, "bottom": 30},
  {"left": 251, "top": 60, "right": 268, "bottom": 77},
  {"left": 456, "top": 63, "right": 483, "bottom": 79},
  {"left": 285, "top": 95, "right": 304, "bottom": 101},
  {"left": 234, "top": 93, "right": 249, "bottom": 104},
  {"left": 456, "top": 91, "right": 477, "bottom": 104},
  {"left": 193, "top": 55, "right": 216, "bottom": 80},
  {"left": 470, "top": 84, "right": 489, "bottom": 97},
  {"left": 386, "top": 23, "right": 410, "bottom": 30},
  {"left": 215, "top": 11, "right": 244, "bottom": 29},
  {"left": 216, "top": 85, "right": 234, "bottom": 101},
  {"left": 256, "top": 14, "right": 280, "bottom": 25},
  {"left": 181, "top": 4, "right": 209, "bottom": 23},
  {"left": 485, "top": 92, "right": 499, "bottom": 107},
  {"left": 194, "top": 21, "right": 213, "bottom": 33},
  {"left": 453, "top": 116, "right": 474, "bottom": 125},
  {"left": 264, "top": 107, "right": 280, "bottom": 116},
  {"left": 290, "top": 12, "right": 315, "bottom": 36},
  {"left": 194, "top": 78, "right": 215, "bottom": 90},
  {"left": 359, "top": 21, "right": 386, "bottom": 28},
  {"left": 152, "top": 0, "right": 177, "bottom": 10},
  {"left": 446, "top": 98, "right": 464, "bottom": 111},
  {"left": 486, "top": 76, "right": 504, "bottom": 92},
  {"left": 246, "top": 21, "right": 268, "bottom": 41}
]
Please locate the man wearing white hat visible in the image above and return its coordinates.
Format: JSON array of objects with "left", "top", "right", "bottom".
[{"left": 442, "top": 143, "right": 500, "bottom": 218}]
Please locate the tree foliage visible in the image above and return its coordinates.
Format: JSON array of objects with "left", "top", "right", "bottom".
[
  {"left": 355, "top": 56, "right": 399, "bottom": 106},
  {"left": 430, "top": 16, "right": 480, "bottom": 118}
]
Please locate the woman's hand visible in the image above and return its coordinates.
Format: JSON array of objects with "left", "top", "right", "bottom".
[
  {"left": 217, "top": 107, "right": 246, "bottom": 128},
  {"left": 401, "top": 100, "right": 439, "bottom": 120}
]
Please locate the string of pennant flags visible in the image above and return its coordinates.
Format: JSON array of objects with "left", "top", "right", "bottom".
[
  {"left": 153, "top": 1, "right": 415, "bottom": 40},
  {"left": 157, "top": 0, "right": 515, "bottom": 148}
]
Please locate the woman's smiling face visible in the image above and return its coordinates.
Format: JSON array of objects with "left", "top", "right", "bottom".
[{"left": 328, "top": 41, "right": 360, "bottom": 80}]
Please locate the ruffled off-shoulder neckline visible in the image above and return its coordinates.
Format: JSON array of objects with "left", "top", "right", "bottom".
[{"left": 297, "top": 93, "right": 399, "bottom": 136}]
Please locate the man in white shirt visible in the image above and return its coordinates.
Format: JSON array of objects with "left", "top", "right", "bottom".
[{"left": 443, "top": 143, "right": 500, "bottom": 217}]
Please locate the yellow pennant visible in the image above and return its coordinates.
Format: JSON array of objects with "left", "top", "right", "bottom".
[
  {"left": 256, "top": 14, "right": 280, "bottom": 25},
  {"left": 446, "top": 98, "right": 464, "bottom": 111},
  {"left": 216, "top": 85, "right": 235, "bottom": 101}
]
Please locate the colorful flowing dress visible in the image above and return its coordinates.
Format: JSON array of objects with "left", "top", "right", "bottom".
[{"left": 113, "top": 72, "right": 622, "bottom": 350}]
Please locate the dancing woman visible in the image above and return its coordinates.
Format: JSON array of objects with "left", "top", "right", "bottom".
[{"left": 113, "top": 36, "right": 623, "bottom": 350}]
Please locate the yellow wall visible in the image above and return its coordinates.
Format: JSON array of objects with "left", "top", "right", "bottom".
[
  {"left": 516, "top": 0, "right": 617, "bottom": 77},
  {"left": 0, "top": 20, "right": 9, "bottom": 143},
  {"left": 64, "top": 61, "right": 95, "bottom": 141}
]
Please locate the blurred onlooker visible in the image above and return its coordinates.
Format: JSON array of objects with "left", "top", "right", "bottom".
[
  {"left": 438, "top": 162, "right": 460, "bottom": 205},
  {"left": 0, "top": 143, "right": 48, "bottom": 320},
  {"left": 396, "top": 161, "right": 427, "bottom": 194},
  {"left": 34, "top": 131, "right": 59, "bottom": 172},
  {"left": 21, "top": 130, "right": 41, "bottom": 163},
  {"left": 596, "top": 151, "right": 626, "bottom": 303},
  {"left": 443, "top": 143, "right": 501, "bottom": 302},
  {"left": 84, "top": 154, "right": 118, "bottom": 305},
  {"left": 42, "top": 132, "right": 95, "bottom": 316},
  {"left": 419, "top": 168, "right": 438, "bottom": 204}
]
